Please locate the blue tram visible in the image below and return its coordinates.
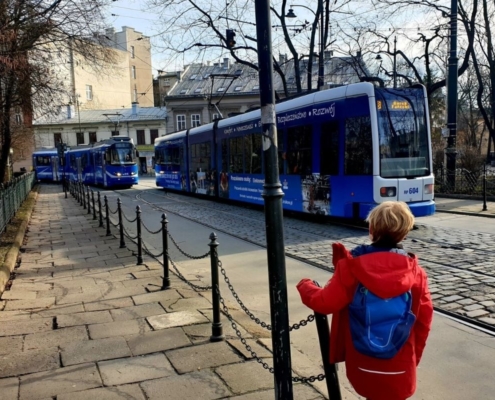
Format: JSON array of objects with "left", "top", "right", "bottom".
[
  {"left": 65, "top": 136, "right": 139, "bottom": 188},
  {"left": 32, "top": 148, "right": 64, "bottom": 182},
  {"left": 155, "top": 82, "right": 435, "bottom": 218}
]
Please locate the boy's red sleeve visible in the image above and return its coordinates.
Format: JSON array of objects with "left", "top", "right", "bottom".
[
  {"left": 297, "top": 243, "right": 354, "bottom": 315},
  {"left": 414, "top": 269, "right": 433, "bottom": 365}
]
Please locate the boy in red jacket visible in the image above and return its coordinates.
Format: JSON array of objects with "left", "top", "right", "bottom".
[{"left": 297, "top": 201, "right": 433, "bottom": 400}]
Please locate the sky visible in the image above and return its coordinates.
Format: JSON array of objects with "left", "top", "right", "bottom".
[{"left": 106, "top": 0, "right": 169, "bottom": 76}]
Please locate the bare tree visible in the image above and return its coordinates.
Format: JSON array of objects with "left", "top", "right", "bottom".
[{"left": 0, "top": 0, "right": 113, "bottom": 182}]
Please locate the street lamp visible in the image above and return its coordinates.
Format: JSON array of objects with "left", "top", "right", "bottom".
[
  {"left": 102, "top": 113, "right": 122, "bottom": 136},
  {"left": 286, "top": 4, "right": 325, "bottom": 90}
]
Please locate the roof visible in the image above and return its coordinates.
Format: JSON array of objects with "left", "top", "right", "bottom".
[
  {"left": 33, "top": 106, "right": 167, "bottom": 126},
  {"left": 165, "top": 56, "right": 366, "bottom": 100}
]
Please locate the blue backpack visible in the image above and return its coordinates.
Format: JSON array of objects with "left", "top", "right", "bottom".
[{"left": 349, "top": 283, "right": 416, "bottom": 359}]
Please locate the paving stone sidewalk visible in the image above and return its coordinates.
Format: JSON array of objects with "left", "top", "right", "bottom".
[
  {"left": 435, "top": 196, "right": 495, "bottom": 217},
  {"left": 0, "top": 185, "right": 327, "bottom": 400}
]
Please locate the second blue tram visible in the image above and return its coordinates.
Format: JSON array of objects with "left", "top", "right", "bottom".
[
  {"left": 32, "top": 148, "right": 63, "bottom": 182},
  {"left": 66, "top": 136, "right": 139, "bottom": 188},
  {"left": 155, "top": 82, "right": 435, "bottom": 219}
]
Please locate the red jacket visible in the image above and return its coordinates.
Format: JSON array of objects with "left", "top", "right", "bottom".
[{"left": 297, "top": 243, "right": 433, "bottom": 400}]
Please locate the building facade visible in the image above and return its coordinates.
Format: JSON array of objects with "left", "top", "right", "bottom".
[
  {"left": 33, "top": 103, "right": 166, "bottom": 173},
  {"left": 163, "top": 53, "right": 364, "bottom": 134}
]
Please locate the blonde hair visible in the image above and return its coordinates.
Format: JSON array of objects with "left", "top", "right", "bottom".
[{"left": 366, "top": 201, "right": 415, "bottom": 244}]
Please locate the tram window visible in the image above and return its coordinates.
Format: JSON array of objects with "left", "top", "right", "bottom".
[
  {"left": 344, "top": 116, "right": 372, "bottom": 175},
  {"left": 70, "top": 155, "right": 76, "bottom": 169},
  {"left": 320, "top": 121, "right": 339, "bottom": 175},
  {"left": 229, "top": 137, "right": 244, "bottom": 173},
  {"left": 244, "top": 134, "right": 262, "bottom": 174},
  {"left": 190, "top": 142, "right": 211, "bottom": 173},
  {"left": 287, "top": 125, "right": 312, "bottom": 175}
]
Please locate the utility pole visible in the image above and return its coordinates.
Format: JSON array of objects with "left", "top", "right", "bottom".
[
  {"left": 254, "top": 0, "right": 293, "bottom": 399},
  {"left": 446, "top": 0, "right": 458, "bottom": 188}
]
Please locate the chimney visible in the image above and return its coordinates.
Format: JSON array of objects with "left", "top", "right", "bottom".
[
  {"left": 324, "top": 51, "right": 332, "bottom": 60},
  {"left": 223, "top": 58, "right": 229, "bottom": 69},
  {"left": 131, "top": 102, "right": 139, "bottom": 116}
]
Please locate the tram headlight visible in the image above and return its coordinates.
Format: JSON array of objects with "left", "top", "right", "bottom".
[
  {"left": 380, "top": 187, "right": 396, "bottom": 197},
  {"left": 424, "top": 184, "right": 434, "bottom": 194},
  {"left": 116, "top": 172, "right": 122, "bottom": 177},
  {"left": 130, "top": 172, "right": 136, "bottom": 176},
  {"left": 159, "top": 171, "right": 164, "bottom": 174}
]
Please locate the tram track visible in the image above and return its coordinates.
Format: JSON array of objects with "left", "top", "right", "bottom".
[{"left": 100, "top": 182, "right": 495, "bottom": 335}]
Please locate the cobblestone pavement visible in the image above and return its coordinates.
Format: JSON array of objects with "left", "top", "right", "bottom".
[{"left": 122, "top": 183, "right": 495, "bottom": 328}]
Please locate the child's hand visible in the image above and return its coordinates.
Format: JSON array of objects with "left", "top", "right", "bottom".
[
  {"left": 296, "top": 278, "right": 312, "bottom": 290},
  {"left": 332, "top": 242, "right": 352, "bottom": 267}
]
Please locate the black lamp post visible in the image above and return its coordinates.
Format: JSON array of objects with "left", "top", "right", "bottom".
[
  {"left": 286, "top": 4, "right": 325, "bottom": 90},
  {"left": 255, "top": 0, "right": 293, "bottom": 399}
]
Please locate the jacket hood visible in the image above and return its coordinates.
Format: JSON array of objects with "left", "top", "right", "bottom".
[{"left": 346, "top": 252, "right": 419, "bottom": 298}]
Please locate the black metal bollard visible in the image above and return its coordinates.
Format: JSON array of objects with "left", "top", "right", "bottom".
[
  {"left": 314, "top": 312, "right": 342, "bottom": 399},
  {"left": 83, "top": 185, "right": 87, "bottom": 209},
  {"left": 118, "top": 198, "right": 125, "bottom": 248},
  {"left": 98, "top": 192, "right": 103, "bottom": 227},
  {"left": 92, "top": 190, "right": 97, "bottom": 220},
  {"left": 87, "top": 186, "right": 91, "bottom": 214},
  {"left": 136, "top": 206, "right": 143, "bottom": 265},
  {"left": 161, "top": 214, "right": 170, "bottom": 290},
  {"left": 64, "top": 178, "right": 67, "bottom": 199},
  {"left": 209, "top": 232, "right": 224, "bottom": 342},
  {"left": 483, "top": 163, "right": 487, "bottom": 211},
  {"left": 79, "top": 183, "right": 84, "bottom": 206},
  {"left": 104, "top": 195, "right": 111, "bottom": 236}
]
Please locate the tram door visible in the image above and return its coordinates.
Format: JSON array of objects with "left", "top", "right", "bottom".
[
  {"left": 76, "top": 158, "right": 83, "bottom": 182},
  {"left": 102, "top": 157, "right": 107, "bottom": 187},
  {"left": 51, "top": 156, "right": 59, "bottom": 181},
  {"left": 93, "top": 153, "right": 97, "bottom": 185}
]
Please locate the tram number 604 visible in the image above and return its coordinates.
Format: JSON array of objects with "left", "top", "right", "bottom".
[{"left": 404, "top": 187, "right": 419, "bottom": 195}]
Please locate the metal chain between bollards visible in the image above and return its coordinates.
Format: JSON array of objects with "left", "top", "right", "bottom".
[
  {"left": 141, "top": 221, "right": 163, "bottom": 235},
  {"left": 167, "top": 231, "right": 210, "bottom": 260},
  {"left": 167, "top": 252, "right": 212, "bottom": 291},
  {"left": 215, "top": 286, "right": 325, "bottom": 384},
  {"left": 122, "top": 212, "right": 138, "bottom": 223},
  {"left": 217, "top": 259, "right": 315, "bottom": 331}
]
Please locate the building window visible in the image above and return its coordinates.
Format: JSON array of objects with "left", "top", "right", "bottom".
[
  {"left": 177, "top": 115, "right": 186, "bottom": 131},
  {"left": 76, "top": 132, "right": 84, "bottom": 145},
  {"left": 89, "top": 132, "right": 97, "bottom": 143},
  {"left": 54, "top": 133, "right": 62, "bottom": 144},
  {"left": 131, "top": 46, "right": 135, "bottom": 58},
  {"left": 86, "top": 85, "right": 93, "bottom": 100},
  {"left": 133, "top": 88, "right": 138, "bottom": 102},
  {"left": 150, "top": 129, "right": 159, "bottom": 144},
  {"left": 191, "top": 114, "right": 201, "bottom": 127},
  {"left": 111, "top": 131, "right": 119, "bottom": 136},
  {"left": 163, "top": 78, "right": 170, "bottom": 85},
  {"left": 137, "top": 129, "right": 145, "bottom": 145},
  {"left": 14, "top": 107, "right": 22, "bottom": 124},
  {"left": 132, "top": 66, "right": 136, "bottom": 79}
]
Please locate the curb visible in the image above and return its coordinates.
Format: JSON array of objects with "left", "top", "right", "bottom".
[
  {"left": 0, "top": 190, "right": 38, "bottom": 294},
  {"left": 435, "top": 208, "right": 495, "bottom": 219}
]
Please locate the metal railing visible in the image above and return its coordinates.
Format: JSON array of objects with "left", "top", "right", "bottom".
[
  {"left": 434, "top": 164, "right": 495, "bottom": 197},
  {"left": 0, "top": 172, "right": 36, "bottom": 233}
]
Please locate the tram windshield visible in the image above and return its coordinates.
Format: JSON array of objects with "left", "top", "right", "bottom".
[
  {"left": 376, "top": 88, "right": 430, "bottom": 178},
  {"left": 108, "top": 143, "right": 136, "bottom": 165}
]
